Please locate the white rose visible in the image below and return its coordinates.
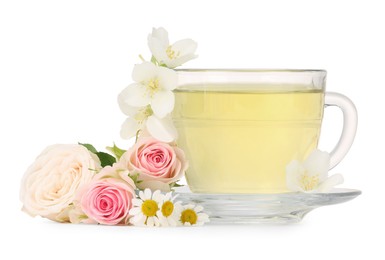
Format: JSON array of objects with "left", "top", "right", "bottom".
[{"left": 20, "top": 144, "right": 101, "bottom": 222}]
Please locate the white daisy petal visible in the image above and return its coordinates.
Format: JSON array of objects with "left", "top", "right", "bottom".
[
  {"left": 132, "top": 62, "right": 157, "bottom": 83},
  {"left": 153, "top": 216, "right": 161, "bottom": 227},
  {"left": 197, "top": 213, "right": 210, "bottom": 221},
  {"left": 151, "top": 90, "right": 175, "bottom": 118},
  {"left": 129, "top": 207, "right": 142, "bottom": 216},
  {"left": 168, "top": 218, "right": 177, "bottom": 227},
  {"left": 317, "top": 174, "right": 344, "bottom": 193},
  {"left": 152, "top": 190, "right": 163, "bottom": 202},
  {"left": 146, "top": 217, "right": 155, "bottom": 227},
  {"left": 146, "top": 115, "right": 178, "bottom": 142},
  {"left": 144, "top": 188, "right": 152, "bottom": 200},
  {"left": 120, "top": 117, "right": 140, "bottom": 139},
  {"left": 164, "top": 192, "right": 172, "bottom": 201},
  {"left": 129, "top": 213, "right": 145, "bottom": 225},
  {"left": 122, "top": 83, "right": 151, "bottom": 107},
  {"left": 185, "top": 204, "right": 194, "bottom": 209},
  {"left": 159, "top": 216, "right": 168, "bottom": 227},
  {"left": 194, "top": 205, "right": 204, "bottom": 213},
  {"left": 173, "top": 202, "right": 183, "bottom": 212},
  {"left": 132, "top": 199, "right": 143, "bottom": 207},
  {"left": 139, "top": 190, "right": 146, "bottom": 201}
]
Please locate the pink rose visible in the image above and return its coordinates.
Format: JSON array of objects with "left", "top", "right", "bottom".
[
  {"left": 78, "top": 166, "right": 136, "bottom": 225},
  {"left": 117, "top": 137, "right": 188, "bottom": 191}
]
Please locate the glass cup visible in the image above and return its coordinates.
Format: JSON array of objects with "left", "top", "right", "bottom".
[{"left": 173, "top": 69, "right": 357, "bottom": 193}]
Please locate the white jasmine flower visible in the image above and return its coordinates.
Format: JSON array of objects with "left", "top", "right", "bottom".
[
  {"left": 156, "top": 192, "right": 183, "bottom": 227},
  {"left": 118, "top": 101, "right": 177, "bottom": 142},
  {"left": 129, "top": 189, "right": 163, "bottom": 227},
  {"left": 118, "top": 63, "right": 178, "bottom": 142},
  {"left": 148, "top": 27, "right": 198, "bottom": 68},
  {"left": 120, "top": 62, "right": 177, "bottom": 118},
  {"left": 286, "top": 149, "right": 344, "bottom": 193},
  {"left": 180, "top": 204, "right": 209, "bottom": 226}
]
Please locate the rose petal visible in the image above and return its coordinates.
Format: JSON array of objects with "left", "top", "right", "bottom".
[{"left": 137, "top": 180, "right": 171, "bottom": 192}]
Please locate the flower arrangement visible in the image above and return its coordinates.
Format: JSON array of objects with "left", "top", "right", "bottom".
[
  {"left": 20, "top": 27, "right": 208, "bottom": 227},
  {"left": 20, "top": 27, "right": 345, "bottom": 226}
]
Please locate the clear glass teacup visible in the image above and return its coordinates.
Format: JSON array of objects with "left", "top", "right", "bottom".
[{"left": 173, "top": 69, "right": 357, "bottom": 193}]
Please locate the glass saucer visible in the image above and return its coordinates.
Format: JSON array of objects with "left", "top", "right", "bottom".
[{"left": 175, "top": 187, "right": 361, "bottom": 224}]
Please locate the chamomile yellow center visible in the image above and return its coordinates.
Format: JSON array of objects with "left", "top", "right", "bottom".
[
  {"left": 141, "top": 199, "right": 158, "bottom": 217},
  {"left": 166, "top": 45, "right": 180, "bottom": 60},
  {"left": 161, "top": 201, "right": 174, "bottom": 217},
  {"left": 300, "top": 172, "right": 320, "bottom": 191},
  {"left": 180, "top": 209, "right": 198, "bottom": 225}
]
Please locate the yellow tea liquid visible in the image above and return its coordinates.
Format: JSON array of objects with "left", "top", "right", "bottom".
[{"left": 173, "top": 85, "right": 324, "bottom": 193}]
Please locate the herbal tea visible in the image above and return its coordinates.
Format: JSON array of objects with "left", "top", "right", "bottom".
[{"left": 173, "top": 85, "right": 324, "bottom": 193}]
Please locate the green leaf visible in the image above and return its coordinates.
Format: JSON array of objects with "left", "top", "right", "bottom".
[
  {"left": 106, "top": 143, "right": 126, "bottom": 160},
  {"left": 150, "top": 55, "right": 158, "bottom": 65},
  {"left": 128, "top": 172, "right": 143, "bottom": 185},
  {"left": 78, "top": 142, "right": 98, "bottom": 154},
  {"left": 96, "top": 152, "right": 116, "bottom": 167}
]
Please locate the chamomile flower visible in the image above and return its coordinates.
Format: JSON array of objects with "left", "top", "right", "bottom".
[
  {"left": 156, "top": 192, "right": 183, "bottom": 227},
  {"left": 180, "top": 204, "right": 209, "bottom": 226},
  {"left": 129, "top": 189, "right": 163, "bottom": 227}
]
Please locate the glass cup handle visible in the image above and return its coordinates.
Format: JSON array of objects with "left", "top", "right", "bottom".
[{"left": 324, "top": 92, "right": 358, "bottom": 169}]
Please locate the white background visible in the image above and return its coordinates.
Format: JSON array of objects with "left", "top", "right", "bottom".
[{"left": 1, "top": 0, "right": 384, "bottom": 259}]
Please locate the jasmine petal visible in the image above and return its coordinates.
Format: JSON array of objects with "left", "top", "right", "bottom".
[
  {"left": 146, "top": 115, "right": 178, "bottom": 143},
  {"left": 148, "top": 27, "right": 198, "bottom": 68},
  {"left": 121, "top": 83, "right": 150, "bottom": 107},
  {"left": 151, "top": 90, "right": 175, "bottom": 118},
  {"left": 317, "top": 174, "right": 344, "bottom": 193},
  {"left": 120, "top": 117, "right": 140, "bottom": 139},
  {"left": 286, "top": 149, "right": 344, "bottom": 193}
]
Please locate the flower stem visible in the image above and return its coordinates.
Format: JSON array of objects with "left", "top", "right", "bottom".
[
  {"left": 138, "top": 54, "right": 145, "bottom": 62},
  {"left": 135, "top": 129, "right": 141, "bottom": 143}
]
